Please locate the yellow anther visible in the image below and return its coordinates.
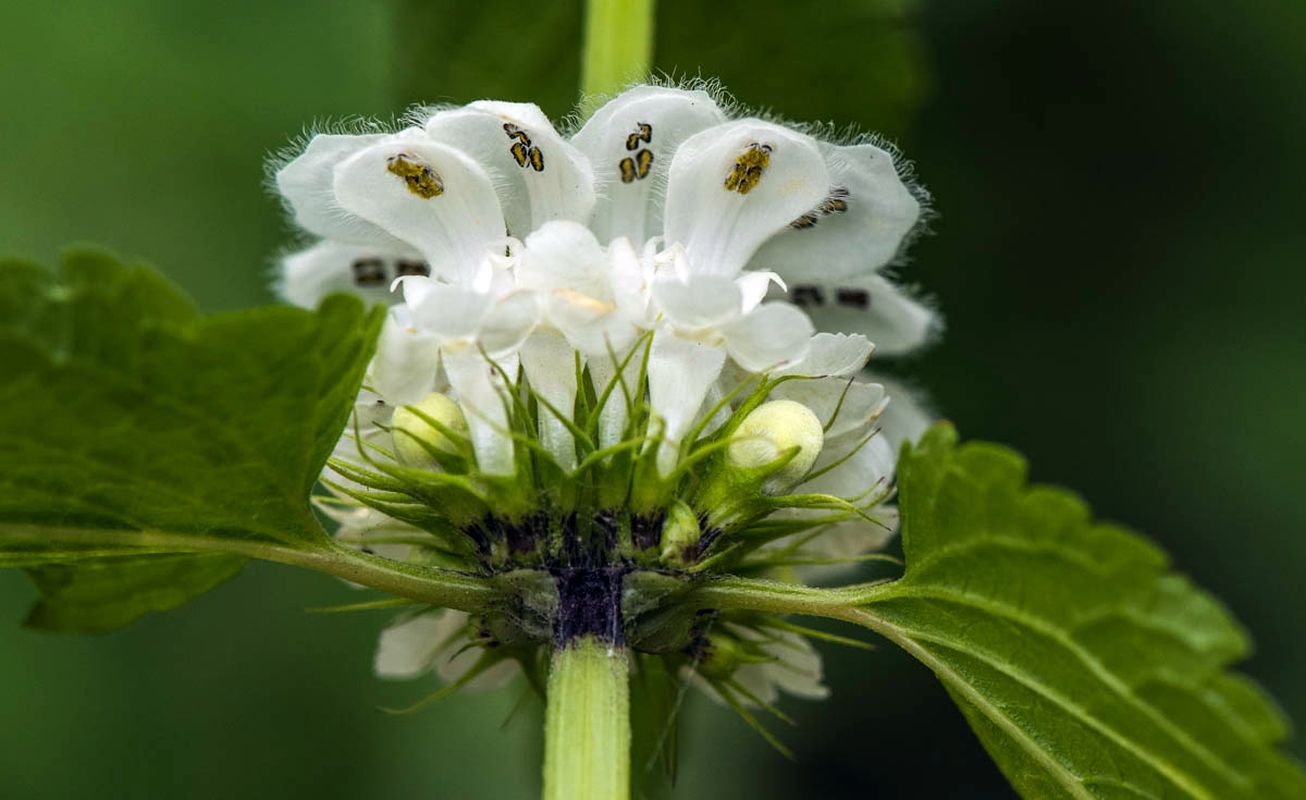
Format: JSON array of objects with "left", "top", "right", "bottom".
[
  {"left": 789, "top": 186, "right": 852, "bottom": 230},
  {"left": 511, "top": 141, "right": 532, "bottom": 167},
  {"left": 724, "top": 143, "right": 773, "bottom": 195},
  {"left": 386, "top": 153, "right": 444, "bottom": 199},
  {"left": 625, "top": 122, "right": 653, "bottom": 151},
  {"left": 618, "top": 147, "right": 654, "bottom": 184}
]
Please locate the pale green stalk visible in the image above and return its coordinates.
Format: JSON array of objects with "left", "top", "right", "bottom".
[
  {"left": 542, "top": 636, "right": 632, "bottom": 800},
  {"left": 580, "top": 0, "right": 656, "bottom": 109}
]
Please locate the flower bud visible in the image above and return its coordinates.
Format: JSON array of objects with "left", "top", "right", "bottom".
[
  {"left": 390, "top": 392, "right": 468, "bottom": 470},
  {"left": 659, "top": 500, "right": 702, "bottom": 566},
  {"left": 727, "top": 399, "right": 824, "bottom": 494},
  {"left": 696, "top": 630, "right": 772, "bottom": 680}
]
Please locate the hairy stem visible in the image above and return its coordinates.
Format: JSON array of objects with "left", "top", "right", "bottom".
[
  {"left": 0, "top": 523, "right": 496, "bottom": 611},
  {"left": 581, "top": 0, "right": 656, "bottom": 106},
  {"left": 543, "top": 636, "right": 631, "bottom": 800},
  {"left": 692, "top": 573, "right": 896, "bottom": 615}
]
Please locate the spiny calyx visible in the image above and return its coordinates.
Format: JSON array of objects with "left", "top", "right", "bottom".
[{"left": 323, "top": 363, "right": 892, "bottom": 657}]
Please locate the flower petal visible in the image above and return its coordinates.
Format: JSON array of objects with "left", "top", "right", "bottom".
[
  {"left": 722, "top": 626, "right": 829, "bottom": 706},
  {"left": 695, "top": 381, "right": 734, "bottom": 438},
  {"left": 518, "top": 220, "right": 612, "bottom": 298},
  {"left": 407, "top": 282, "right": 494, "bottom": 341},
  {"left": 652, "top": 275, "right": 742, "bottom": 331},
  {"left": 750, "top": 142, "right": 920, "bottom": 282},
  {"left": 802, "top": 429, "right": 894, "bottom": 498},
  {"left": 572, "top": 86, "right": 726, "bottom": 245},
  {"left": 375, "top": 609, "right": 518, "bottom": 690},
  {"left": 767, "top": 421, "right": 897, "bottom": 565},
  {"left": 736, "top": 270, "right": 784, "bottom": 313},
  {"left": 275, "top": 133, "right": 407, "bottom": 248},
  {"left": 769, "top": 376, "right": 887, "bottom": 443},
  {"left": 374, "top": 611, "right": 446, "bottom": 678},
  {"left": 372, "top": 307, "right": 441, "bottom": 406},
  {"left": 756, "top": 630, "right": 830, "bottom": 700},
  {"left": 647, "top": 331, "right": 727, "bottom": 471},
  {"left": 790, "top": 518, "right": 896, "bottom": 564},
  {"left": 278, "top": 240, "right": 415, "bottom": 309},
  {"left": 324, "top": 390, "right": 400, "bottom": 496},
  {"left": 329, "top": 505, "right": 419, "bottom": 565},
  {"left": 587, "top": 346, "right": 645, "bottom": 449},
  {"left": 333, "top": 132, "right": 507, "bottom": 284},
  {"left": 548, "top": 295, "right": 638, "bottom": 355},
  {"left": 782, "top": 273, "right": 939, "bottom": 356},
  {"left": 542, "top": 290, "right": 610, "bottom": 331},
  {"left": 869, "top": 372, "right": 934, "bottom": 454},
  {"left": 442, "top": 348, "right": 515, "bottom": 475},
  {"left": 730, "top": 662, "right": 781, "bottom": 707},
  {"left": 721, "top": 302, "right": 814, "bottom": 373},
  {"left": 608, "top": 236, "right": 655, "bottom": 326},
  {"left": 478, "top": 290, "right": 542, "bottom": 357},
  {"left": 431, "top": 609, "right": 520, "bottom": 689},
  {"left": 426, "top": 101, "right": 594, "bottom": 238},
  {"left": 520, "top": 330, "right": 581, "bottom": 470},
  {"left": 773, "top": 332, "right": 874, "bottom": 378},
  {"left": 663, "top": 120, "right": 829, "bottom": 277}
]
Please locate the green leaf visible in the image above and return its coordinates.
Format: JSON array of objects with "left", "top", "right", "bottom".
[
  {"left": 858, "top": 424, "right": 1306, "bottom": 799},
  {"left": 25, "top": 553, "right": 246, "bottom": 634},
  {"left": 0, "top": 249, "right": 384, "bottom": 629}
]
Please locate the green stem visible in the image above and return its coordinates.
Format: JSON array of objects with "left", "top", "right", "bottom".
[
  {"left": 692, "top": 574, "right": 896, "bottom": 614},
  {"left": 542, "top": 636, "right": 631, "bottom": 800},
  {"left": 581, "top": 0, "right": 656, "bottom": 105}
]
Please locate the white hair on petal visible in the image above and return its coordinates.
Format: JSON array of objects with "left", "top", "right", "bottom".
[{"left": 263, "top": 112, "right": 411, "bottom": 250}]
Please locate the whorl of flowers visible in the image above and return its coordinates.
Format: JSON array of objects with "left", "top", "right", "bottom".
[{"left": 272, "top": 84, "right": 936, "bottom": 715}]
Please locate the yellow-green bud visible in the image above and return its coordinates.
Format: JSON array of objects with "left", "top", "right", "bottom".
[
  {"left": 727, "top": 399, "right": 824, "bottom": 493},
  {"left": 697, "top": 631, "right": 771, "bottom": 680},
  {"left": 659, "top": 500, "right": 702, "bottom": 566},
  {"left": 390, "top": 392, "right": 468, "bottom": 470}
]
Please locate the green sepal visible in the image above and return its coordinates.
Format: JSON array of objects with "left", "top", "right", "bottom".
[{"left": 630, "top": 652, "right": 684, "bottom": 790}]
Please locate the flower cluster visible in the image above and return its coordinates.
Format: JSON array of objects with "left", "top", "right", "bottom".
[{"left": 273, "top": 84, "right": 934, "bottom": 718}]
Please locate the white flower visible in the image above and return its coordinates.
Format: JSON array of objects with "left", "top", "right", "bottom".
[
  {"left": 517, "top": 221, "right": 654, "bottom": 355},
  {"left": 275, "top": 85, "right": 931, "bottom": 476},
  {"left": 646, "top": 256, "right": 814, "bottom": 470},
  {"left": 570, "top": 87, "right": 927, "bottom": 468},
  {"left": 387, "top": 264, "right": 540, "bottom": 475},
  {"left": 728, "top": 627, "right": 830, "bottom": 705},
  {"left": 515, "top": 222, "right": 656, "bottom": 465},
  {"left": 277, "top": 240, "right": 424, "bottom": 309},
  {"left": 688, "top": 623, "right": 829, "bottom": 708},
  {"left": 375, "top": 608, "right": 518, "bottom": 689},
  {"left": 270, "top": 84, "right": 941, "bottom": 715},
  {"left": 753, "top": 371, "right": 899, "bottom": 576}
]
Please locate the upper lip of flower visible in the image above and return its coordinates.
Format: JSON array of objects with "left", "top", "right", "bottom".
[{"left": 274, "top": 86, "right": 926, "bottom": 336}]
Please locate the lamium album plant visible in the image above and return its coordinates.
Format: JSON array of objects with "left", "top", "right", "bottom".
[{"left": 1, "top": 2, "right": 1303, "bottom": 798}]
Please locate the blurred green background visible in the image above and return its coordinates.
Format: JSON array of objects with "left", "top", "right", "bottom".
[{"left": 2, "top": 0, "right": 1304, "bottom": 797}]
